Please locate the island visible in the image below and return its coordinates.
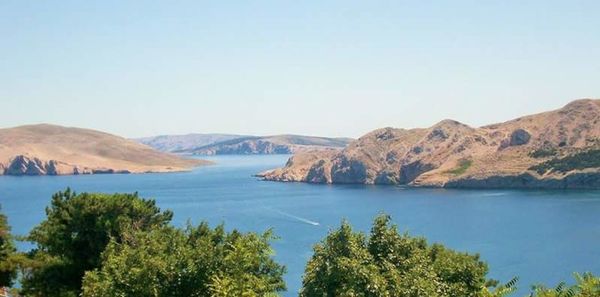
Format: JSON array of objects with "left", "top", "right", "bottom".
[
  {"left": 0, "top": 124, "right": 208, "bottom": 176},
  {"left": 259, "top": 99, "right": 600, "bottom": 189},
  {"left": 137, "top": 134, "right": 353, "bottom": 155}
]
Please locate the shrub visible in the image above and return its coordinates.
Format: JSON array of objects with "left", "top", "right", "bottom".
[
  {"left": 528, "top": 273, "right": 600, "bottom": 297},
  {"left": 445, "top": 158, "right": 473, "bottom": 176},
  {"left": 0, "top": 205, "right": 17, "bottom": 287},
  {"left": 21, "top": 189, "right": 172, "bottom": 297},
  {"left": 529, "top": 147, "right": 558, "bottom": 159},
  {"left": 82, "top": 223, "right": 286, "bottom": 297},
  {"left": 529, "top": 149, "right": 600, "bottom": 175},
  {"left": 301, "top": 214, "right": 490, "bottom": 297}
]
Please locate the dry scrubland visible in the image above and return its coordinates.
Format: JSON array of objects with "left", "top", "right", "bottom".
[{"left": 261, "top": 99, "right": 600, "bottom": 189}]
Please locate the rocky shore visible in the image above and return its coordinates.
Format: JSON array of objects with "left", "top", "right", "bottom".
[{"left": 260, "top": 99, "right": 600, "bottom": 189}]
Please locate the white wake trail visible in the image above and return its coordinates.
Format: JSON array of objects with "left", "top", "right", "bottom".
[{"left": 267, "top": 208, "right": 320, "bottom": 226}]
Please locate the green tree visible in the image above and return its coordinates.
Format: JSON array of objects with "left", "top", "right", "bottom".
[
  {"left": 21, "top": 189, "right": 173, "bottom": 297},
  {"left": 478, "top": 278, "right": 518, "bottom": 297},
  {"left": 528, "top": 273, "right": 600, "bottom": 297},
  {"left": 82, "top": 222, "right": 286, "bottom": 297},
  {"left": 0, "top": 205, "right": 18, "bottom": 287},
  {"left": 301, "top": 219, "right": 387, "bottom": 296},
  {"left": 301, "top": 214, "right": 492, "bottom": 297}
]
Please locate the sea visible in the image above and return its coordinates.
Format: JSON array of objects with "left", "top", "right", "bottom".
[{"left": 1, "top": 155, "right": 599, "bottom": 296}]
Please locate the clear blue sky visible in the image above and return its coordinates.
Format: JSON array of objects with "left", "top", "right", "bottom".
[{"left": 1, "top": 1, "right": 599, "bottom": 138}]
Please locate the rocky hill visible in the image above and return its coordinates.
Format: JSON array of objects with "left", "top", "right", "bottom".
[
  {"left": 135, "top": 133, "right": 245, "bottom": 152},
  {"left": 260, "top": 99, "right": 600, "bottom": 189},
  {"left": 175, "top": 135, "right": 353, "bottom": 155},
  {"left": 0, "top": 124, "right": 208, "bottom": 176}
]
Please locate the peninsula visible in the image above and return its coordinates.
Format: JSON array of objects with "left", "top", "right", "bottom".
[
  {"left": 260, "top": 99, "right": 600, "bottom": 189},
  {"left": 0, "top": 124, "right": 207, "bottom": 176}
]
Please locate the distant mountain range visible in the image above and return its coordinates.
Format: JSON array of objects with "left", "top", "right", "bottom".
[
  {"left": 136, "top": 134, "right": 353, "bottom": 155},
  {"left": 259, "top": 99, "right": 600, "bottom": 189},
  {"left": 0, "top": 124, "right": 207, "bottom": 176},
  {"left": 135, "top": 134, "right": 246, "bottom": 152},
  {"left": 0, "top": 124, "right": 352, "bottom": 177}
]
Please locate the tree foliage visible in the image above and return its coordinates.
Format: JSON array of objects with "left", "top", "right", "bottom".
[
  {"left": 528, "top": 273, "right": 600, "bottom": 297},
  {"left": 81, "top": 222, "right": 286, "bottom": 297},
  {"left": 21, "top": 189, "right": 173, "bottom": 297},
  {"left": 479, "top": 277, "right": 518, "bottom": 297},
  {"left": 0, "top": 205, "right": 18, "bottom": 287},
  {"left": 301, "top": 214, "right": 491, "bottom": 297}
]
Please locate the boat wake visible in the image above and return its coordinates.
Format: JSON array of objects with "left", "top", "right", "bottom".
[
  {"left": 481, "top": 192, "right": 508, "bottom": 197},
  {"left": 266, "top": 208, "right": 320, "bottom": 226}
]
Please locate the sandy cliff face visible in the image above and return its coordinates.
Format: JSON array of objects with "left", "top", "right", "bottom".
[
  {"left": 260, "top": 99, "right": 600, "bottom": 189},
  {"left": 0, "top": 124, "right": 208, "bottom": 176}
]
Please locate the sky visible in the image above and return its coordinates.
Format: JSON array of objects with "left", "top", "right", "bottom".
[{"left": 1, "top": 1, "right": 599, "bottom": 138}]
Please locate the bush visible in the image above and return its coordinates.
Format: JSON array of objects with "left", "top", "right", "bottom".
[
  {"left": 82, "top": 223, "right": 286, "bottom": 297},
  {"left": 529, "top": 149, "right": 600, "bottom": 175},
  {"left": 529, "top": 147, "right": 558, "bottom": 159},
  {"left": 0, "top": 205, "right": 17, "bottom": 287},
  {"left": 301, "top": 214, "right": 490, "bottom": 297},
  {"left": 528, "top": 272, "right": 600, "bottom": 297},
  {"left": 21, "top": 189, "right": 173, "bottom": 297},
  {"left": 445, "top": 159, "right": 473, "bottom": 176}
]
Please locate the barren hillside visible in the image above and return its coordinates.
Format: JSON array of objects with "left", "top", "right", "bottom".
[
  {"left": 260, "top": 99, "right": 600, "bottom": 189},
  {"left": 0, "top": 124, "right": 208, "bottom": 175}
]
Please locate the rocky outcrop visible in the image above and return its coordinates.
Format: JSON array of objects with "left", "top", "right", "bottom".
[
  {"left": 261, "top": 99, "right": 600, "bottom": 189},
  {"left": 91, "top": 169, "right": 131, "bottom": 174},
  {"left": 306, "top": 160, "right": 332, "bottom": 183},
  {"left": 331, "top": 156, "right": 370, "bottom": 184},
  {"left": 398, "top": 161, "right": 435, "bottom": 184},
  {"left": 510, "top": 129, "right": 531, "bottom": 146},
  {"left": 4, "top": 155, "right": 59, "bottom": 175},
  {"left": 1, "top": 155, "right": 113, "bottom": 176},
  {"left": 257, "top": 150, "right": 338, "bottom": 182}
]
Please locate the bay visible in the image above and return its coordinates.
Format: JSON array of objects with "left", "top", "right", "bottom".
[{"left": 1, "top": 155, "right": 599, "bottom": 296}]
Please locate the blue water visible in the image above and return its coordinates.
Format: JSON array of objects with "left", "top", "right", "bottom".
[{"left": 1, "top": 155, "right": 599, "bottom": 295}]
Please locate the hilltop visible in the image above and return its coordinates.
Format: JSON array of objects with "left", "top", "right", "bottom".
[
  {"left": 0, "top": 124, "right": 208, "bottom": 176},
  {"left": 138, "top": 134, "right": 353, "bottom": 155},
  {"left": 260, "top": 99, "right": 600, "bottom": 189},
  {"left": 135, "top": 133, "right": 245, "bottom": 152},
  {"left": 183, "top": 135, "right": 353, "bottom": 155}
]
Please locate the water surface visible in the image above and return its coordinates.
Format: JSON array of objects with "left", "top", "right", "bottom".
[{"left": 1, "top": 155, "right": 599, "bottom": 295}]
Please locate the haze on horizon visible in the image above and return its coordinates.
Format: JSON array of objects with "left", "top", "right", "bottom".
[{"left": 1, "top": 1, "right": 599, "bottom": 139}]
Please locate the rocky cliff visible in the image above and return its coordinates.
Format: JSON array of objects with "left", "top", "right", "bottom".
[
  {"left": 260, "top": 99, "right": 600, "bottom": 189},
  {"left": 180, "top": 135, "right": 353, "bottom": 155},
  {"left": 0, "top": 124, "right": 208, "bottom": 176},
  {"left": 135, "top": 133, "right": 245, "bottom": 152}
]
